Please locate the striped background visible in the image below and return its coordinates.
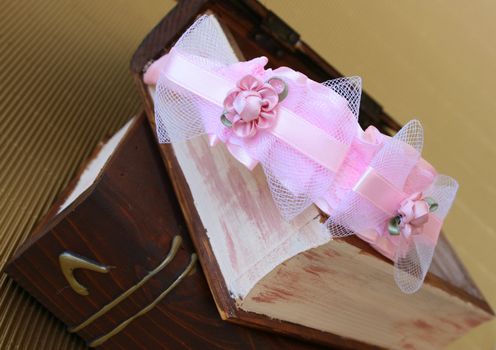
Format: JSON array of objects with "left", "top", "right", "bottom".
[
  {"left": 0, "top": 0, "right": 173, "bottom": 348},
  {"left": 0, "top": 0, "right": 494, "bottom": 349}
]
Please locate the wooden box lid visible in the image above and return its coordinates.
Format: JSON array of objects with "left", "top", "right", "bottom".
[
  {"left": 130, "top": 1, "right": 494, "bottom": 349},
  {"left": 6, "top": 114, "right": 330, "bottom": 349}
]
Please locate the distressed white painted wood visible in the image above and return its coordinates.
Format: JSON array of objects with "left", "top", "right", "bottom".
[
  {"left": 171, "top": 134, "right": 328, "bottom": 297},
  {"left": 241, "top": 239, "right": 492, "bottom": 349},
  {"left": 148, "top": 78, "right": 492, "bottom": 348}
]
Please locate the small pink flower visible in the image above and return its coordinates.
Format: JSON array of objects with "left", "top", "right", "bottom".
[
  {"left": 398, "top": 192, "right": 430, "bottom": 238},
  {"left": 223, "top": 75, "right": 279, "bottom": 138}
]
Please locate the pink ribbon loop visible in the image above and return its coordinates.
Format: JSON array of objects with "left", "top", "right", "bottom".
[
  {"left": 353, "top": 167, "right": 408, "bottom": 216},
  {"left": 146, "top": 22, "right": 361, "bottom": 220},
  {"left": 353, "top": 167, "right": 444, "bottom": 253},
  {"left": 146, "top": 49, "right": 351, "bottom": 173},
  {"left": 324, "top": 120, "right": 458, "bottom": 293}
]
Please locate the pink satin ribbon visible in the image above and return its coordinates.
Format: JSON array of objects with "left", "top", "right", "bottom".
[
  {"left": 145, "top": 49, "right": 349, "bottom": 173},
  {"left": 353, "top": 166, "right": 442, "bottom": 259},
  {"left": 353, "top": 167, "right": 407, "bottom": 216},
  {"left": 208, "top": 134, "right": 259, "bottom": 170}
]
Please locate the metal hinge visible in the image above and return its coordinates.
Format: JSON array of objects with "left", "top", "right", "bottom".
[
  {"left": 262, "top": 11, "right": 300, "bottom": 46},
  {"left": 253, "top": 10, "right": 300, "bottom": 57}
]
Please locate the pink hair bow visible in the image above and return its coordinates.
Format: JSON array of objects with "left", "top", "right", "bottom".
[
  {"left": 323, "top": 121, "right": 458, "bottom": 293},
  {"left": 144, "top": 15, "right": 361, "bottom": 220},
  {"left": 144, "top": 15, "right": 459, "bottom": 293}
]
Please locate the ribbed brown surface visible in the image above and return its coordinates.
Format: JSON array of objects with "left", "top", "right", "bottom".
[{"left": 0, "top": 0, "right": 173, "bottom": 348}]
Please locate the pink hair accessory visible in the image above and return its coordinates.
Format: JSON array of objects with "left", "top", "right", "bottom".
[
  {"left": 222, "top": 74, "right": 281, "bottom": 138},
  {"left": 324, "top": 120, "right": 458, "bottom": 293},
  {"left": 392, "top": 192, "right": 436, "bottom": 238},
  {"left": 144, "top": 15, "right": 458, "bottom": 293},
  {"left": 145, "top": 15, "right": 361, "bottom": 220}
]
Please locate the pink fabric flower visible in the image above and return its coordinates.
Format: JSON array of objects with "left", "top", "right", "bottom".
[
  {"left": 398, "top": 192, "right": 430, "bottom": 238},
  {"left": 223, "top": 75, "right": 279, "bottom": 138}
]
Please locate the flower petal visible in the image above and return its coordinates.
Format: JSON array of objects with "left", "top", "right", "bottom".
[
  {"left": 228, "top": 113, "right": 241, "bottom": 124},
  {"left": 223, "top": 89, "right": 240, "bottom": 111},
  {"left": 240, "top": 95, "right": 263, "bottom": 122},
  {"left": 402, "top": 224, "right": 412, "bottom": 239},
  {"left": 413, "top": 201, "right": 430, "bottom": 218},
  {"left": 260, "top": 87, "right": 279, "bottom": 110},
  {"left": 238, "top": 75, "right": 262, "bottom": 91},
  {"left": 232, "top": 120, "right": 257, "bottom": 138},
  {"left": 257, "top": 110, "right": 277, "bottom": 129}
]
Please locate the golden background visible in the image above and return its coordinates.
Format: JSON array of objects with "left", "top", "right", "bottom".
[{"left": 0, "top": 0, "right": 493, "bottom": 348}]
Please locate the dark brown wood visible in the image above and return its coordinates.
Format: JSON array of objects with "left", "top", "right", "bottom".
[
  {"left": 130, "top": 0, "right": 493, "bottom": 348},
  {"left": 136, "top": 100, "right": 379, "bottom": 350},
  {"left": 6, "top": 115, "right": 337, "bottom": 349}
]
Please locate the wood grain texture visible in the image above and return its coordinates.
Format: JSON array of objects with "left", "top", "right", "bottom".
[
  {"left": 0, "top": 0, "right": 178, "bottom": 349},
  {"left": 148, "top": 91, "right": 492, "bottom": 349},
  {"left": 7, "top": 115, "right": 334, "bottom": 349},
  {"left": 131, "top": 0, "right": 486, "bottom": 301},
  {"left": 242, "top": 239, "right": 492, "bottom": 350},
  {"left": 131, "top": 1, "right": 494, "bottom": 349},
  {"left": 169, "top": 130, "right": 328, "bottom": 298},
  {"left": 139, "top": 114, "right": 381, "bottom": 350}
]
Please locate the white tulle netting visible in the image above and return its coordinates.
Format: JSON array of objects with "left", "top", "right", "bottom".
[
  {"left": 150, "top": 15, "right": 459, "bottom": 293},
  {"left": 325, "top": 121, "right": 458, "bottom": 293},
  {"left": 394, "top": 175, "right": 458, "bottom": 293},
  {"left": 258, "top": 76, "right": 361, "bottom": 219},
  {"left": 325, "top": 120, "right": 423, "bottom": 238},
  {"left": 155, "top": 15, "right": 237, "bottom": 144},
  {"left": 153, "top": 15, "right": 361, "bottom": 219}
]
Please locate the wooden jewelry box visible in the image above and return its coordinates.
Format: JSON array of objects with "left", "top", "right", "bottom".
[
  {"left": 130, "top": 0, "right": 494, "bottom": 349},
  {"left": 6, "top": 114, "right": 330, "bottom": 349},
  {"left": 5, "top": 1, "right": 493, "bottom": 350}
]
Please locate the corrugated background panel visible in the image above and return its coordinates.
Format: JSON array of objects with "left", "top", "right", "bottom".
[
  {"left": 0, "top": 0, "right": 173, "bottom": 348},
  {"left": 1, "top": 0, "right": 495, "bottom": 349}
]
